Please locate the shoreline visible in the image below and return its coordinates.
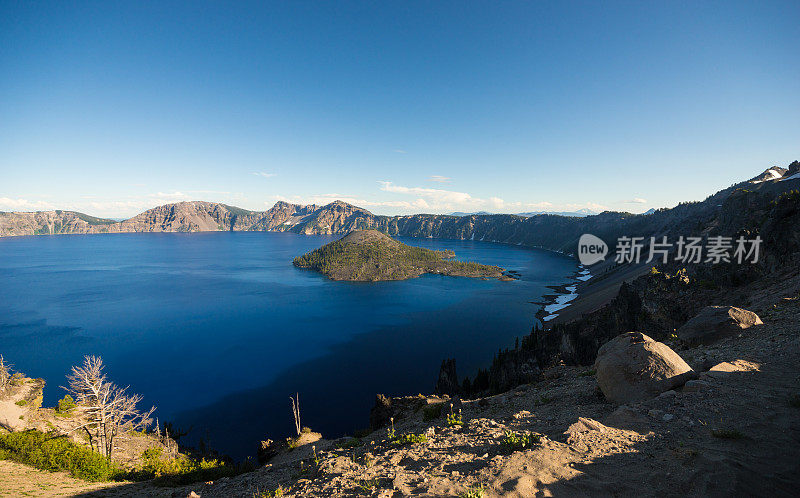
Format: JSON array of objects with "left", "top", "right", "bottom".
[{"left": 533, "top": 265, "right": 592, "bottom": 324}]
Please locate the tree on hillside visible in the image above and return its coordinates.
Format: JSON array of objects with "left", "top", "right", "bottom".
[
  {"left": 64, "top": 355, "right": 155, "bottom": 460},
  {"left": 0, "top": 355, "right": 12, "bottom": 396}
]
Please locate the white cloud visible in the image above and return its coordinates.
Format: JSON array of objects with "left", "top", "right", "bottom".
[
  {"left": 0, "top": 197, "right": 56, "bottom": 211},
  {"left": 378, "top": 182, "right": 481, "bottom": 206},
  {"left": 253, "top": 172, "right": 276, "bottom": 178},
  {"left": 188, "top": 190, "right": 232, "bottom": 195},
  {"left": 626, "top": 197, "right": 647, "bottom": 204},
  {"left": 376, "top": 181, "right": 578, "bottom": 213},
  {"left": 563, "top": 201, "right": 609, "bottom": 212},
  {"left": 524, "top": 201, "right": 554, "bottom": 209},
  {"left": 429, "top": 175, "right": 451, "bottom": 183},
  {"left": 393, "top": 149, "right": 407, "bottom": 154},
  {"left": 150, "top": 191, "right": 189, "bottom": 199}
]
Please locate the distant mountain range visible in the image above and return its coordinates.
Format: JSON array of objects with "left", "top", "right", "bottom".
[
  {"left": 448, "top": 209, "right": 598, "bottom": 217},
  {"left": 516, "top": 208, "right": 598, "bottom": 217},
  {"left": 1, "top": 161, "right": 798, "bottom": 257}
]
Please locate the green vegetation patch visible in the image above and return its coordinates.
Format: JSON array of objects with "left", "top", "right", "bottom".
[
  {"left": 447, "top": 411, "right": 464, "bottom": 427},
  {"left": 422, "top": 403, "right": 443, "bottom": 421},
  {"left": 0, "top": 429, "right": 254, "bottom": 485},
  {"left": 0, "top": 430, "right": 123, "bottom": 482},
  {"left": 335, "top": 438, "right": 363, "bottom": 450},
  {"left": 293, "top": 229, "right": 505, "bottom": 281},
  {"left": 389, "top": 433, "right": 428, "bottom": 446},
  {"left": 222, "top": 204, "right": 257, "bottom": 217},
  {"left": 459, "top": 484, "right": 486, "bottom": 498},
  {"left": 501, "top": 431, "right": 541, "bottom": 452},
  {"left": 132, "top": 446, "right": 255, "bottom": 486},
  {"left": 253, "top": 485, "right": 287, "bottom": 497},
  {"left": 73, "top": 212, "right": 117, "bottom": 225},
  {"left": 56, "top": 395, "right": 76, "bottom": 416}
]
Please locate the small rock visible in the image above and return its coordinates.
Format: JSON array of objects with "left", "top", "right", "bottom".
[
  {"left": 683, "top": 379, "right": 709, "bottom": 392},
  {"left": 648, "top": 409, "right": 664, "bottom": 419},
  {"left": 662, "top": 414, "right": 674, "bottom": 422},
  {"left": 565, "top": 417, "right": 608, "bottom": 434},
  {"left": 657, "top": 390, "right": 677, "bottom": 399}
]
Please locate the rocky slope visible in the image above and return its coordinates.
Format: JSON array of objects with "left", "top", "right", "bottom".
[
  {"left": 3, "top": 161, "right": 797, "bottom": 253},
  {"left": 0, "top": 210, "right": 116, "bottom": 237},
  {"left": 446, "top": 181, "right": 800, "bottom": 396}
]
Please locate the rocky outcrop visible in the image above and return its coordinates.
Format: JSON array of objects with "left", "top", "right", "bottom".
[
  {"left": 435, "top": 359, "right": 460, "bottom": 396},
  {"left": 677, "top": 306, "right": 763, "bottom": 345},
  {"left": 368, "top": 394, "right": 446, "bottom": 431},
  {"left": 487, "top": 348, "right": 541, "bottom": 394},
  {"left": 594, "top": 332, "right": 696, "bottom": 404},
  {"left": 0, "top": 210, "right": 115, "bottom": 237},
  {"left": 369, "top": 394, "right": 394, "bottom": 431}
]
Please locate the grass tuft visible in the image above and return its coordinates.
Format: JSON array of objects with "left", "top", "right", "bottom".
[
  {"left": 389, "top": 433, "right": 428, "bottom": 446},
  {"left": 502, "top": 431, "right": 541, "bottom": 452},
  {"left": 459, "top": 484, "right": 485, "bottom": 498}
]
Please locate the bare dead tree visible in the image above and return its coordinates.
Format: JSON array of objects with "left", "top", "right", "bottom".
[
  {"left": 0, "top": 355, "right": 12, "bottom": 396},
  {"left": 290, "top": 392, "right": 301, "bottom": 436},
  {"left": 64, "top": 355, "right": 155, "bottom": 460}
]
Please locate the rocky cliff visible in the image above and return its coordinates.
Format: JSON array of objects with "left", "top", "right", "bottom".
[{"left": 3, "top": 161, "right": 798, "bottom": 256}]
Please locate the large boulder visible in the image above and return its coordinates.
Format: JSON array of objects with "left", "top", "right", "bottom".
[
  {"left": 594, "top": 332, "right": 695, "bottom": 404},
  {"left": 676, "top": 306, "right": 763, "bottom": 346}
]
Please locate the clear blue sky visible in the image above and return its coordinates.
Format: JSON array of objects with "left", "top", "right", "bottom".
[{"left": 1, "top": 1, "right": 798, "bottom": 218}]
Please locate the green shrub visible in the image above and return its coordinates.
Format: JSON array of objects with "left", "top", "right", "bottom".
[
  {"left": 56, "top": 395, "right": 76, "bottom": 416},
  {"left": 335, "top": 438, "right": 363, "bottom": 450},
  {"left": 459, "top": 484, "right": 485, "bottom": 498},
  {"left": 423, "top": 403, "right": 443, "bottom": 421},
  {"left": 9, "top": 373, "right": 24, "bottom": 386},
  {"left": 502, "top": 431, "right": 541, "bottom": 452},
  {"left": 253, "top": 485, "right": 286, "bottom": 497},
  {"left": 0, "top": 430, "right": 122, "bottom": 481},
  {"left": 132, "top": 446, "right": 255, "bottom": 486},
  {"left": 355, "top": 478, "right": 383, "bottom": 492},
  {"left": 447, "top": 411, "right": 464, "bottom": 427},
  {"left": 389, "top": 433, "right": 427, "bottom": 446},
  {"left": 15, "top": 399, "right": 27, "bottom": 406}
]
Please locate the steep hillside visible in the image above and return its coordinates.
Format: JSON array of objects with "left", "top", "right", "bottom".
[
  {"left": 2, "top": 162, "right": 798, "bottom": 258},
  {"left": 0, "top": 210, "right": 116, "bottom": 237}
]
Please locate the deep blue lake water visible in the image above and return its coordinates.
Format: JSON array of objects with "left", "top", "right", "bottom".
[{"left": 0, "top": 232, "right": 576, "bottom": 458}]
